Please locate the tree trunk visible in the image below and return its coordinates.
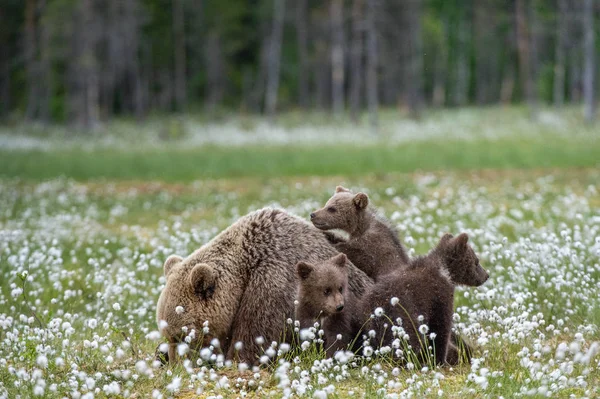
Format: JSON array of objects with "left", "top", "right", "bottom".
[
  {"left": 173, "top": 0, "right": 187, "bottom": 111},
  {"left": 330, "top": 0, "right": 345, "bottom": 115},
  {"left": 554, "top": 0, "right": 568, "bottom": 107},
  {"left": 38, "top": 3, "right": 50, "bottom": 122},
  {"left": 583, "top": 0, "right": 595, "bottom": 122},
  {"left": 70, "top": 0, "right": 99, "bottom": 129},
  {"left": 314, "top": 38, "right": 330, "bottom": 110},
  {"left": 295, "top": 0, "right": 309, "bottom": 108},
  {"left": 432, "top": 18, "right": 448, "bottom": 107},
  {"left": 569, "top": 2, "right": 582, "bottom": 103},
  {"left": 25, "top": 0, "right": 38, "bottom": 121},
  {"left": 453, "top": 3, "right": 470, "bottom": 106},
  {"left": 349, "top": 0, "right": 364, "bottom": 120},
  {"left": 516, "top": 0, "right": 537, "bottom": 116},
  {"left": 366, "top": 0, "right": 378, "bottom": 131},
  {"left": 265, "top": 0, "right": 286, "bottom": 119},
  {"left": 0, "top": 41, "right": 9, "bottom": 117},
  {"left": 405, "top": 0, "right": 423, "bottom": 117},
  {"left": 474, "top": 1, "right": 499, "bottom": 105},
  {"left": 205, "top": 32, "right": 224, "bottom": 111}
]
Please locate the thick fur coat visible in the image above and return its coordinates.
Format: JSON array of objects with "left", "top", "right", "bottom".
[{"left": 156, "top": 208, "right": 374, "bottom": 364}]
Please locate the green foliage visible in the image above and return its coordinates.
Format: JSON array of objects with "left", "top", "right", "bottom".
[{"left": 0, "top": 0, "right": 582, "bottom": 122}]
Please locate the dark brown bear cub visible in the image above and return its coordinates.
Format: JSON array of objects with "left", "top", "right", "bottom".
[
  {"left": 363, "top": 233, "right": 488, "bottom": 366},
  {"left": 310, "top": 186, "right": 410, "bottom": 280},
  {"left": 295, "top": 253, "right": 363, "bottom": 357}
]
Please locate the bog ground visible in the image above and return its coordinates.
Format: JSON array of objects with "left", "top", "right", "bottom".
[{"left": 0, "top": 108, "right": 599, "bottom": 398}]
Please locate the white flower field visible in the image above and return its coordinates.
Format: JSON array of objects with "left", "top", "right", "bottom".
[{"left": 1, "top": 167, "right": 599, "bottom": 398}]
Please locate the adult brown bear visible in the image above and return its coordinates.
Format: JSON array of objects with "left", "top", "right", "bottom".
[{"left": 156, "top": 207, "right": 374, "bottom": 364}]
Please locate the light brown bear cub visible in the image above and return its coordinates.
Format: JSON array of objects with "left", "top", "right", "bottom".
[
  {"left": 311, "top": 186, "right": 410, "bottom": 281},
  {"left": 363, "top": 233, "right": 489, "bottom": 366},
  {"left": 295, "top": 253, "right": 362, "bottom": 357}
]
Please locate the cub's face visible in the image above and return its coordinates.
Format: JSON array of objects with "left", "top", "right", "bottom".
[
  {"left": 296, "top": 253, "right": 348, "bottom": 317},
  {"left": 437, "top": 233, "right": 489, "bottom": 286},
  {"left": 310, "top": 186, "right": 369, "bottom": 233},
  {"left": 156, "top": 255, "right": 235, "bottom": 360}
]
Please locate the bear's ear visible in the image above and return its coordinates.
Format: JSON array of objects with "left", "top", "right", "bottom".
[
  {"left": 189, "top": 263, "right": 217, "bottom": 299},
  {"left": 335, "top": 185, "right": 351, "bottom": 193},
  {"left": 452, "top": 233, "right": 469, "bottom": 251},
  {"left": 296, "top": 261, "right": 314, "bottom": 280},
  {"left": 353, "top": 192, "right": 369, "bottom": 209},
  {"left": 164, "top": 255, "right": 183, "bottom": 277},
  {"left": 332, "top": 253, "right": 347, "bottom": 268},
  {"left": 438, "top": 233, "right": 454, "bottom": 246}
]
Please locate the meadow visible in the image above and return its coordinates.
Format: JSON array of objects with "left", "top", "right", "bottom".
[{"left": 0, "top": 107, "right": 599, "bottom": 398}]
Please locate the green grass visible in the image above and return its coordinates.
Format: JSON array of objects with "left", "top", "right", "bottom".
[
  {"left": 2, "top": 105, "right": 599, "bottom": 181},
  {"left": 1, "top": 168, "right": 599, "bottom": 398},
  {"left": 1, "top": 107, "right": 600, "bottom": 397},
  {"left": 2, "top": 137, "right": 599, "bottom": 181}
]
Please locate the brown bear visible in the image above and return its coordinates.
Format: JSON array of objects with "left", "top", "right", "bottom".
[
  {"left": 295, "top": 253, "right": 364, "bottom": 357},
  {"left": 156, "top": 207, "right": 373, "bottom": 364},
  {"left": 362, "top": 233, "right": 488, "bottom": 366},
  {"left": 310, "top": 186, "right": 410, "bottom": 280}
]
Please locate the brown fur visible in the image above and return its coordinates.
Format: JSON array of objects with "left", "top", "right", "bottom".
[
  {"left": 311, "top": 186, "right": 410, "bottom": 280},
  {"left": 362, "top": 233, "right": 488, "bottom": 365},
  {"left": 295, "top": 253, "right": 363, "bottom": 357},
  {"left": 156, "top": 208, "right": 374, "bottom": 364}
]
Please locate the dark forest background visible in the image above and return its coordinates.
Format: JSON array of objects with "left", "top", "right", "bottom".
[{"left": 1, "top": 0, "right": 598, "bottom": 128}]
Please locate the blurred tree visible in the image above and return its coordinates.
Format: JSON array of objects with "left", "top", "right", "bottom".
[
  {"left": 330, "top": 0, "right": 344, "bottom": 115},
  {"left": 2, "top": 0, "right": 599, "bottom": 126},
  {"left": 583, "top": 0, "right": 595, "bottom": 122},
  {"left": 264, "top": 0, "right": 285, "bottom": 118},
  {"left": 295, "top": 0, "right": 309, "bottom": 108},
  {"left": 554, "top": 0, "right": 567, "bottom": 107},
  {"left": 365, "top": 0, "right": 378, "bottom": 130},
  {"left": 349, "top": 0, "right": 364, "bottom": 120},
  {"left": 172, "top": 0, "right": 187, "bottom": 111}
]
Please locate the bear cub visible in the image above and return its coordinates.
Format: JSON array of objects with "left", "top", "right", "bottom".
[
  {"left": 363, "top": 233, "right": 489, "bottom": 366},
  {"left": 295, "top": 253, "right": 363, "bottom": 357},
  {"left": 311, "top": 186, "right": 410, "bottom": 281}
]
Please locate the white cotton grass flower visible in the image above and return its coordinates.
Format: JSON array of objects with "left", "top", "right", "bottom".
[
  {"left": 146, "top": 330, "right": 161, "bottom": 340},
  {"left": 166, "top": 376, "right": 181, "bottom": 392},
  {"left": 419, "top": 324, "right": 429, "bottom": 335},
  {"left": 36, "top": 355, "right": 48, "bottom": 368},
  {"left": 374, "top": 307, "right": 384, "bottom": 317},
  {"left": 112, "top": 303, "right": 121, "bottom": 311},
  {"left": 390, "top": 297, "right": 399, "bottom": 306}
]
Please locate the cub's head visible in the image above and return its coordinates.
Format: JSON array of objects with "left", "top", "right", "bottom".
[
  {"left": 310, "top": 186, "right": 369, "bottom": 234},
  {"left": 435, "top": 233, "right": 489, "bottom": 287},
  {"left": 156, "top": 255, "right": 233, "bottom": 361},
  {"left": 296, "top": 253, "right": 349, "bottom": 317}
]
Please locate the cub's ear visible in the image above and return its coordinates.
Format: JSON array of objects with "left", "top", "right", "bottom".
[
  {"left": 164, "top": 255, "right": 183, "bottom": 277},
  {"left": 335, "top": 185, "right": 351, "bottom": 193},
  {"left": 296, "top": 262, "right": 314, "bottom": 280},
  {"left": 353, "top": 192, "right": 369, "bottom": 209},
  {"left": 453, "top": 233, "right": 469, "bottom": 251},
  {"left": 332, "top": 253, "right": 347, "bottom": 268},
  {"left": 438, "top": 233, "right": 454, "bottom": 246},
  {"left": 189, "top": 263, "right": 216, "bottom": 298}
]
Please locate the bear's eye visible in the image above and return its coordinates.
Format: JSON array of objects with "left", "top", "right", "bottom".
[
  {"left": 339, "top": 286, "right": 343, "bottom": 293},
  {"left": 324, "top": 288, "right": 331, "bottom": 296},
  {"left": 327, "top": 207, "right": 337, "bottom": 213}
]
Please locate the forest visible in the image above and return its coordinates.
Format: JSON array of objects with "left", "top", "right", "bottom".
[{"left": 0, "top": 0, "right": 598, "bottom": 127}]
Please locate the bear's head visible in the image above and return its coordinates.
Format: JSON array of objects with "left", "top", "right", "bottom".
[
  {"left": 296, "top": 253, "right": 349, "bottom": 317},
  {"left": 310, "top": 186, "right": 369, "bottom": 234},
  {"left": 434, "top": 233, "right": 489, "bottom": 286},
  {"left": 156, "top": 254, "right": 234, "bottom": 358}
]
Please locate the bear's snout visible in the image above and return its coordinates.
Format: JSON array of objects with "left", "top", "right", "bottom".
[
  {"left": 336, "top": 304, "right": 344, "bottom": 312},
  {"left": 310, "top": 213, "right": 316, "bottom": 220}
]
